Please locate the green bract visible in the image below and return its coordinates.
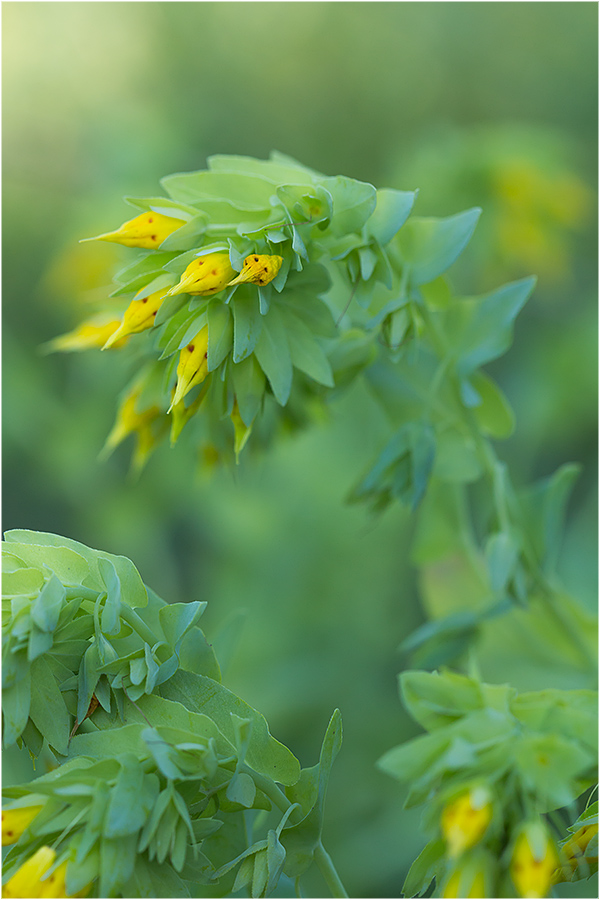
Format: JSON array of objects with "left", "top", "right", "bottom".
[{"left": 2, "top": 532, "right": 345, "bottom": 898}]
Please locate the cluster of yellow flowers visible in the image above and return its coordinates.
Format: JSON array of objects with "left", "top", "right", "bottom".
[
  {"left": 436, "top": 786, "right": 597, "bottom": 899},
  {"left": 2, "top": 806, "right": 88, "bottom": 898}
]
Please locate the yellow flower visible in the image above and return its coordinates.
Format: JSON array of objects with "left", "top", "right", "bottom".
[
  {"left": 42, "top": 319, "right": 126, "bottom": 354},
  {"left": 168, "top": 327, "right": 210, "bottom": 411},
  {"left": 441, "top": 786, "right": 493, "bottom": 857},
  {"left": 81, "top": 211, "right": 184, "bottom": 250},
  {"left": 100, "top": 387, "right": 161, "bottom": 459},
  {"left": 510, "top": 823, "right": 558, "bottom": 898},
  {"left": 2, "top": 805, "right": 44, "bottom": 845},
  {"left": 102, "top": 290, "right": 167, "bottom": 349},
  {"left": 227, "top": 254, "right": 283, "bottom": 287},
  {"left": 166, "top": 253, "right": 235, "bottom": 297},
  {"left": 231, "top": 400, "right": 253, "bottom": 462},
  {"left": 553, "top": 823, "right": 598, "bottom": 883},
  {"left": 3, "top": 846, "right": 55, "bottom": 898},
  {"left": 442, "top": 867, "right": 486, "bottom": 898}
]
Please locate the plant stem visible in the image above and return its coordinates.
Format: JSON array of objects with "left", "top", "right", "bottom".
[{"left": 314, "top": 842, "right": 349, "bottom": 898}]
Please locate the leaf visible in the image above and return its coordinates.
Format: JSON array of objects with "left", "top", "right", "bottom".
[
  {"left": 208, "top": 153, "right": 318, "bottom": 185},
  {"left": 159, "top": 670, "right": 301, "bottom": 785},
  {"left": 394, "top": 208, "right": 481, "bottom": 285},
  {"left": 253, "top": 307, "right": 293, "bottom": 405},
  {"left": 513, "top": 733, "right": 595, "bottom": 810},
  {"left": 77, "top": 642, "right": 101, "bottom": 724},
  {"left": 226, "top": 772, "right": 257, "bottom": 808},
  {"left": 232, "top": 289, "right": 263, "bottom": 363},
  {"left": 105, "top": 755, "right": 157, "bottom": 837},
  {"left": 99, "top": 833, "right": 137, "bottom": 897},
  {"left": 321, "top": 175, "right": 377, "bottom": 235},
  {"left": 517, "top": 463, "right": 581, "bottom": 574},
  {"left": 281, "top": 310, "right": 334, "bottom": 387},
  {"left": 402, "top": 838, "right": 445, "bottom": 898},
  {"left": 2, "top": 666, "right": 31, "bottom": 746},
  {"left": 470, "top": 371, "right": 516, "bottom": 439},
  {"left": 98, "top": 558, "right": 122, "bottom": 636},
  {"left": 4, "top": 531, "right": 148, "bottom": 609},
  {"left": 281, "top": 710, "right": 342, "bottom": 877},
  {"left": 28, "top": 656, "right": 71, "bottom": 755},
  {"left": 400, "top": 670, "right": 484, "bottom": 731},
  {"left": 2, "top": 567, "right": 44, "bottom": 597},
  {"left": 207, "top": 303, "right": 233, "bottom": 372},
  {"left": 30, "top": 575, "right": 66, "bottom": 632},
  {"left": 161, "top": 171, "right": 275, "bottom": 210},
  {"left": 485, "top": 532, "right": 519, "bottom": 593},
  {"left": 443, "top": 277, "right": 536, "bottom": 376},
  {"left": 159, "top": 601, "right": 206, "bottom": 652},
  {"left": 231, "top": 354, "right": 266, "bottom": 428},
  {"left": 367, "top": 188, "right": 416, "bottom": 245}
]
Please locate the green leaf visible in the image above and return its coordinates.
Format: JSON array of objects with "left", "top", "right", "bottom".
[
  {"left": 485, "top": 532, "right": 519, "bottom": 593},
  {"left": 253, "top": 307, "right": 293, "bottom": 406},
  {"left": 402, "top": 838, "right": 445, "bottom": 898},
  {"left": 232, "top": 289, "right": 263, "bottom": 363},
  {"left": 77, "top": 642, "right": 101, "bottom": 723},
  {"left": 433, "top": 429, "right": 482, "bottom": 484},
  {"left": 207, "top": 302, "right": 233, "bottom": 372},
  {"left": 158, "top": 214, "right": 208, "bottom": 252},
  {"left": 105, "top": 756, "right": 159, "bottom": 837},
  {"left": 394, "top": 208, "right": 481, "bottom": 285},
  {"left": 226, "top": 772, "right": 257, "bottom": 808},
  {"left": 98, "top": 558, "right": 122, "bottom": 636},
  {"left": 513, "top": 733, "right": 595, "bottom": 810},
  {"left": 367, "top": 188, "right": 416, "bottom": 245},
  {"left": 321, "top": 175, "right": 377, "bottom": 235},
  {"left": 30, "top": 575, "right": 66, "bottom": 632},
  {"left": 99, "top": 833, "right": 137, "bottom": 897},
  {"left": 159, "top": 601, "right": 206, "bottom": 652},
  {"left": 28, "top": 656, "right": 71, "bottom": 755},
  {"left": 281, "top": 310, "right": 334, "bottom": 387},
  {"left": 281, "top": 710, "right": 342, "bottom": 877},
  {"left": 208, "top": 153, "right": 319, "bottom": 185},
  {"left": 161, "top": 171, "right": 275, "bottom": 210},
  {"left": 517, "top": 463, "right": 581, "bottom": 574},
  {"left": 443, "top": 277, "right": 536, "bottom": 376},
  {"left": 3, "top": 567, "right": 44, "bottom": 597},
  {"left": 470, "top": 371, "right": 516, "bottom": 439},
  {"left": 400, "top": 670, "right": 484, "bottom": 731},
  {"left": 4, "top": 531, "right": 148, "bottom": 609},
  {"left": 2, "top": 665, "right": 31, "bottom": 746},
  {"left": 160, "top": 670, "right": 301, "bottom": 785}
]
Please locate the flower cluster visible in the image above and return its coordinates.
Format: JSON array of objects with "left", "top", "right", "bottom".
[
  {"left": 50, "top": 152, "right": 418, "bottom": 471},
  {"left": 378, "top": 669, "right": 597, "bottom": 898}
]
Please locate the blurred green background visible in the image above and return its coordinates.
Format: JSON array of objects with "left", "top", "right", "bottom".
[{"left": 3, "top": 3, "right": 597, "bottom": 896}]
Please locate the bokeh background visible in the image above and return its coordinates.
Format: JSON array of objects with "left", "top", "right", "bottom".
[{"left": 3, "top": 3, "right": 597, "bottom": 897}]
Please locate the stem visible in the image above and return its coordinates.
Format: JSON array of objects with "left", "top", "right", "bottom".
[{"left": 314, "top": 842, "right": 349, "bottom": 898}]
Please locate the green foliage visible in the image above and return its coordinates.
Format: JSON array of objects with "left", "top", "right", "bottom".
[{"left": 1, "top": 532, "right": 345, "bottom": 898}]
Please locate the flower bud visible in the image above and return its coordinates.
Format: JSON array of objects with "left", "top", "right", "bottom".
[
  {"left": 441, "top": 786, "right": 493, "bottom": 857},
  {"left": 510, "top": 821, "right": 558, "bottom": 898},
  {"left": 166, "top": 253, "right": 235, "bottom": 296},
  {"left": 168, "top": 327, "right": 210, "bottom": 411},
  {"left": 227, "top": 254, "right": 283, "bottom": 287},
  {"left": 2, "top": 845, "right": 56, "bottom": 898},
  {"left": 100, "top": 387, "right": 161, "bottom": 459},
  {"left": 2, "top": 805, "right": 44, "bottom": 845},
  {"left": 102, "top": 290, "right": 167, "bottom": 349},
  {"left": 43, "top": 319, "right": 126, "bottom": 353},
  {"left": 442, "top": 854, "right": 492, "bottom": 898},
  {"left": 554, "top": 822, "right": 598, "bottom": 882},
  {"left": 82, "top": 211, "right": 184, "bottom": 250}
]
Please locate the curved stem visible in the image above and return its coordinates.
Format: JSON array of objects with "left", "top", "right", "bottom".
[{"left": 119, "top": 604, "right": 159, "bottom": 647}]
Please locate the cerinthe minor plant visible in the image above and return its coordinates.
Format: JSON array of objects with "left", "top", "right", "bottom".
[{"left": 3, "top": 152, "right": 597, "bottom": 898}]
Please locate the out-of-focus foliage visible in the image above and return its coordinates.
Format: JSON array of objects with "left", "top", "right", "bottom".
[{"left": 3, "top": 3, "right": 597, "bottom": 898}]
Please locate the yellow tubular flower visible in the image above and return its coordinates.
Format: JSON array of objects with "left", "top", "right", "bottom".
[
  {"left": 510, "top": 824, "right": 559, "bottom": 899},
  {"left": 3, "top": 846, "right": 55, "bottom": 898},
  {"left": 227, "top": 254, "right": 283, "bottom": 287},
  {"left": 168, "top": 327, "right": 210, "bottom": 412},
  {"left": 43, "top": 319, "right": 126, "bottom": 354},
  {"left": 166, "top": 253, "right": 235, "bottom": 297},
  {"left": 441, "top": 787, "right": 493, "bottom": 857},
  {"left": 2, "top": 806, "right": 44, "bottom": 844},
  {"left": 553, "top": 823, "right": 599, "bottom": 883},
  {"left": 442, "top": 868, "right": 486, "bottom": 899},
  {"left": 100, "top": 388, "right": 161, "bottom": 459},
  {"left": 102, "top": 290, "right": 167, "bottom": 349},
  {"left": 81, "top": 211, "right": 185, "bottom": 250}
]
